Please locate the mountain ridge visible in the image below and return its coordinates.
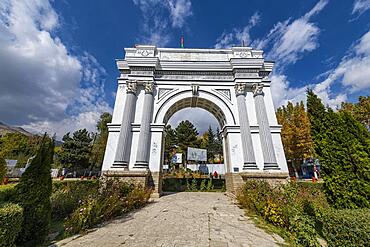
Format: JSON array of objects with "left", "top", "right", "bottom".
[{"left": 0, "top": 121, "right": 33, "bottom": 137}]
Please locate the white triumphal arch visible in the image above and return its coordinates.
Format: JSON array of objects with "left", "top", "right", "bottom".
[{"left": 102, "top": 45, "right": 289, "bottom": 196}]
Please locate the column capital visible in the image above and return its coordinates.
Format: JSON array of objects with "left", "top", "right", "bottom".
[
  {"left": 252, "top": 83, "right": 264, "bottom": 97},
  {"left": 126, "top": 80, "right": 138, "bottom": 94},
  {"left": 234, "top": 82, "right": 247, "bottom": 96},
  {"left": 144, "top": 81, "right": 154, "bottom": 94}
]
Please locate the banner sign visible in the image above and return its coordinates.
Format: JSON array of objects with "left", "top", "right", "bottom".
[
  {"left": 171, "top": 153, "right": 182, "bottom": 164},
  {"left": 187, "top": 147, "right": 207, "bottom": 161}
]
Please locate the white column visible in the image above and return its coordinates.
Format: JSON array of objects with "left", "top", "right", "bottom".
[
  {"left": 135, "top": 81, "right": 155, "bottom": 168},
  {"left": 113, "top": 81, "right": 137, "bottom": 168},
  {"left": 235, "top": 83, "right": 257, "bottom": 169},
  {"left": 252, "top": 83, "right": 279, "bottom": 169}
]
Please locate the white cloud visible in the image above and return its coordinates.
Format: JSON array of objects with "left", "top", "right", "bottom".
[
  {"left": 272, "top": 27, "right": 370, "bottom": 110},
  {"left": 316, "top": 29, "right": 370, "bottom": 93},
  {"left": 258, "top": 0, "right": 328, "bottom": 69},
  {"left": 270, "top": 74, "right": 347, "bottom": 110},
  {"left": 0, "top": 0, "right": 111, "bottom": 138},
  {"left": 133, "top": 0, "right": 192, "bottom": 46},
  {"left": 167, "top": 0, "right": 192, "bottom": 28},
  {"left": 270, "top": 74, "right": 307, "bottom": 108},
  {"left": 352, "top": 0, "right": 370, "bottom": 15},
  {"left": 169, "top": 108, "right": 220, "bottom": 134},
  {"left": 214, "top": 12, "right": 260, "bottom": 48}
]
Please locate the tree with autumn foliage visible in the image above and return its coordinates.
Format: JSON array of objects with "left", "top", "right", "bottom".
[{"left": 276, "top": 101, "right": 314, "bottom": 176}]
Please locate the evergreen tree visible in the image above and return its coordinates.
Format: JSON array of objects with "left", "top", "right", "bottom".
[
  {"left": 175, "top": 120, "right": 199, "bottom": 161},
  {"left": 215, "top": 127, "right": 223, "bottom": 155},
  {"left": 164, "top": 124, "right": 177, "bottom": 163},
  {"left": 307, "top": 90, "right": 370, "bottom": 209},
  {"left": 15, "top": 134, "right": 54, "bottom": 244},
  {"left": 90, "top": 112, "right": 112, "bottom": 168},
  {"left": 207, "top": 126, "right": 216, "bottom": 162},
  {"left": 59, "top": 129, "right": 93, "bottom": 169}
]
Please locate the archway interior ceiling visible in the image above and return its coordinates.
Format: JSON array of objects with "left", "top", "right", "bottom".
[{"left": 163, "top": 97, "right": 226, "bottom": 128}]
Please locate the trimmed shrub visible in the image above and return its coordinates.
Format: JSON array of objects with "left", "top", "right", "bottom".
[
  {"left": 0, "top": 184, "right": 16, "bottom": 203},
  {"left": 15, "top": 135, "right": 54, "bottom": 244},
  {"left": 322, "top": 208, "right": 370, "bottom": 247},
  {"left": 64, "top": 179, "right": 150, "bottom": 235},
  {"left": 0, "top": 203, "right": 23, "bottom": 246}
]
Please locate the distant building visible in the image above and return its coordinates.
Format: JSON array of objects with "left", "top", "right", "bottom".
[{"left": 5, "top": 159, "right": 22, "bottom": 177}]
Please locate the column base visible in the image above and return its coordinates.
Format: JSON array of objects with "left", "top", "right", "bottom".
[
  {"left": 263, "top": 163, "right": 280, "bottom": 170},
  {"left": 243, "top": 163, "right": 259, "bottom": 170},
  {"left": 134, "top": 161, "right": 149, "bottom": 169},
  {"left": 225, "top": 171, "right": 290, "bottom": 195},
  {"left": 112, "top": 161, "right": 129, "bottom": 168}
]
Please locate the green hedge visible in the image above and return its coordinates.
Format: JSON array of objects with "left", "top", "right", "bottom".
[
  {"left": 322, "top": 208, "right": 370, "bottom": 247},
  {"left": 162, "top": 178, "right": 225, "bottom": 192},
  {"left": 0, "top": 203, "right": 23, "bottom": 247},
  {"left": 0, "top": 184, "right": 16, "bottom": 203}
]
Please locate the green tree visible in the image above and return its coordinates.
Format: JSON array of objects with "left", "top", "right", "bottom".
[
  {"left": 0, "top": 133, "right": 41, "bottom": 167},
  {"left": 59, "top": 129, "right": 93, "bottom": 169},
  {"left": 15, "top": 134, "right": 54, "bottom": 244},
  {"left": 215, "top": 127, "right": 223, "bottom": 155},
  {"left": 307, "top": 90, "right": 370, "bottom": 209},
  {"left": 175, "top": 120, "right": 199, "bottom": 161},
  {"left": 90, "top": 112, "right": 112, "bottom": 168},
  {"left": 206, "top": 126, "right": 216, "bottom": 162},
  {"left": 164, "top": 124, "right": 177, "bottom": 164}
]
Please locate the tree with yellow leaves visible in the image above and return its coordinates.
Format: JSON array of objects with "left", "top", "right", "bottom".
[{"left": 276, "top": 101, "right": 314, "bottom": 176}]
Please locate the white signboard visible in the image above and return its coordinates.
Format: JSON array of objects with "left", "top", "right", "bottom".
[
  {"left": 187, "top": 147, "right": 207, "bottom": 161},
  {"left": 171, "top": 153, "right": 182, "bottom": 164}
]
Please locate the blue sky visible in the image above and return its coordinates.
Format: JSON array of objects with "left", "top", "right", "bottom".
[{"left": 0, "top": 0, "right": 370, "bottom": 137}]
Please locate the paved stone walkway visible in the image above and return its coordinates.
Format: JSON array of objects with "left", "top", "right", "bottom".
[{"left": 54, "top": 192, "right": 285, "bottom": 247}]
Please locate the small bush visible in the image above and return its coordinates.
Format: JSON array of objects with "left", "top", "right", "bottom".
[
  {"left": 51, "top": 180, "right": 98, "bottom": 220},
  {"left": 237, "top": 180, "right": 327, "bottom": 246},
  {"left": 289, "top": 214, "right": 320, "bottom": 247},
  {"left": 322, "top": 208, "right": 370, "bottom": 247},
  {"left": 64, "top": 180, "right": 150, "bottom": 235},
  {"left": 200, "top": 179, "right": 207, "bottom": 191},
  {"left": 0, "top": 184, "right": 16, "bottom": 203},
  {"left": 0, "top": 203, "right": 23, "bottom": 246}
]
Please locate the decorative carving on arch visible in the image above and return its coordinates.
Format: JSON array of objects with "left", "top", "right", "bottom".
[
  {"left": 215, "top": 89, "right": 231, "bottom": 101},
  {"left": 158, "top": 88, "right": 174, "bottom": 100}
]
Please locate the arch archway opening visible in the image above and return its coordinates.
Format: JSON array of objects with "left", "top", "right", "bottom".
[
  {"left": 161, "top": 97, "right": 227, "bottom": 192},
  {"left": 163, "top": 97, "right": 227, "bottom": 128}
]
